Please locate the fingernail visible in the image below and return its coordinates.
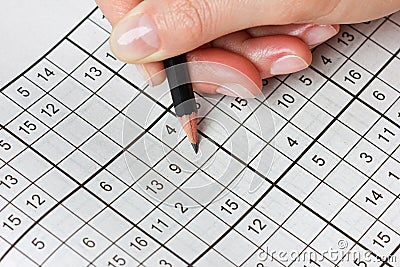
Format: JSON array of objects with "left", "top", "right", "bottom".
[
  {"left": 304, "top": 25, "right": 338, "bottom": 46},
  {"left": 110, "top": 14, "right": 160, "bottom": 62},
  {"left": 216, "top": 83, "right": 256, "bottom": 98},
  {"left": 135, "top": 64, "right": 153, "bottom": 85},
  {"left": 270, "top": 55, "right": 308, "bottom": 75}
]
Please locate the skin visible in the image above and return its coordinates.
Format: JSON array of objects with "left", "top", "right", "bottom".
[{"left": 96, "top": 0, "right": 400, "bottom": 96}]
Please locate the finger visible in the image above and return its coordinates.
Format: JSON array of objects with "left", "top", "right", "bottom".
[
  {"left": 109, "top": 0, "right": 400, "bottom": 63},
  {"left": 212, "top": 32, "right": 312, "bottom": 78},
  {"left": 247, "top": 24, "right": 340, "bottom": 47}
]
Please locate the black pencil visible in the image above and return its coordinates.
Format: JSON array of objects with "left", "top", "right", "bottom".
[{"left": 163, "top": 54, "right": 199, "bottom": 154}]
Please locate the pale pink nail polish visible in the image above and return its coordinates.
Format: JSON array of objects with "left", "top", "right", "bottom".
[
  {"left": 304, "top": 25, "right": 338, "bottom": 46},
  {"left": 270, "top": 55, "right": 309, "bottom": 75},
  {"left": 110, "top": 14, "right": 160, "bottom": 62}
]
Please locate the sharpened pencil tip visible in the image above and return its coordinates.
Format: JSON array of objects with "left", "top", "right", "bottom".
[{"left": 192, "top": 143, "right": 199, "bottom": 154}]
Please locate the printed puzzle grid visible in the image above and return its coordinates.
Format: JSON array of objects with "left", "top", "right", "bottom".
[{"left": 0, "top": 7, "right": 399, "bottom": 267}]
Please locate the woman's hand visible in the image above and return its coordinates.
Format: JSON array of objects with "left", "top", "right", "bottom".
[{"left": 97, "top": 0, "right": 400, "bottom": 98}]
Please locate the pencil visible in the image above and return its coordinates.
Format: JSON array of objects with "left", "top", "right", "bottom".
[{"left": 163, "top": 54, "right": 199, "bottom": 154}]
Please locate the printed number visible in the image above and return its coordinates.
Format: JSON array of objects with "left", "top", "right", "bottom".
[
  {"left": 26, "top": 194, "right": 46, "bottom": 209},
  {"left": 40, "top": 103, "right": 60, "bottom": 118},
  {"left": 321, "top": 55, "right": 332, "bottom": 65},
  {"left": 0, "top": 174, "right": 18, "bottom": 189},
  {"left": 100, "top": 181, "right": 113, "bottom": 192},
  {"left": 378, "top": 127, "right": 395, "bottom": 143},
  {"left": 344, "top": 69, "right": 361, "bottom": 85},
  {"left": 0, "top": 140, "right": 11, "bottom": 151},
  {"left": 31, "top": 238, "right": 45, "bottom": 250},
  {"left": 37, "top": 68, "right": 55, "bottom": 82},
  {"left": 2, "top": 214, "right": 21, "bottom": 231},
  {"left": 130, "top": 236, "right": 148, "bottom": 250},
  {"left": 287, "top": 137, "right": 298, "bottom": 147},
  {"left": 83, "top": 237, "right": 96, "bottom": 248},
  {"left": 373, "top": 231, "right": 391, "bottom": 248},
  {"left": 84, "top": 66, "right": 102, "bottom": 81},
  {"left": 277, "top": 93, "right": 295, "bottom": 109},
  {"left": 248, "top": 218, "right": 267, "bottom": 234},
  {"left": 166, "top": 125, "right": 176, "bottom": 135},
  {"left": 299, "top": 75, "right": 312, "bottom": 86},
  {"left": 146, "top": 180, "right": 164, "bottom": 194},
  {"left": 169, "top": 164, "right": 181, "bottom": 174},
  {"left": 151, "top": 219, "right": 169, "bottom": 233},
  {"left": 159, "top": 259, "right": 173, "bottom": 267},
  {"left": 17, "top": 87, "right": 30, "bottom": 97},
  {"left": 389, "top": 171, "right": 399, "bottom": 180},
  {"left": 373, "top": 90, "right": 385, "bottom": 101},
  {"left": 174, "top": 203, "right": 188, "bottom": 214},
  {"left": 231, "top": 97, "right": 248, "bottom": 111},
  {"left": 365, "top": 190, "right": 383, "bottom": 206},
  {"left": 338, "top": 31, "right": 355, "bottom": 46},
  {"left": 108, "top": 255, "right": 126, "bottom": 267},
  {"left": 312, "top": 155, "right": 325, "bottom": 166},
  {"left": 360, "top": 152, "right": 373, "bottom": 163},
  {"left": 19, "top": 120, "right": 37, "bottom": 135},
  {"left": 105, "top": 52, "right": 117, "bottom": 61},
  {"left": 220, "top": 199, "right": 239, "bottom": 215}
]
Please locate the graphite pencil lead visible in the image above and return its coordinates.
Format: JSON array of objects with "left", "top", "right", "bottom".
[{"left": 192, "top": 143, "right": 199, "bottom": 154}]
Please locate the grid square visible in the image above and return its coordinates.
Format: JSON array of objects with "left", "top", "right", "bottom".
[
  {"left": 80, "top": 132, "right": 120, "bottom": 165},
  {"left": 29, "top": 95, "right": 70, "bottom": 128},
  {"left": 285, "top": 67, "right": 326, "bottom": 99},
  {"left": 360, "top": 78, "right": 399, "bottom": 114},
  {"left": 144, "top": 80, "right": 173, "bottom": 108},
  {"left": 339, "top": 100, "right": 380, "bottom": 135},
  {"left": 111, "top": 189, "right": 154, "bottom": 224},
  {"left": 89, "top": 208, "right": 131, "bottom": 241},
  {"left": 304, "top": 183, "right": 348, "bottom": 221},
  {"left": 116, "top": 226, "right": 159, "bottom": 262},
  {"left": 327, "top": 25, "right": 366, "bottom": 57},
  {"left": 0, "top": 248, "right": 37, "bottom": 267},
  {"left": 371, "top": 20, "right": 400, "bottom": 54},
  {"left": 380, "top": 199, "right": 400, "bottom": 233},
  {"left": 256, "top": 187, "right": 298, "bottom": 225},
  {"left": 36, "top": 168, "right": 76, "bottom": 201},
  {"left": 33, "top": 130, "right": 75, "bottom": 164},
  {"left": 0, "top": 94, "right": 23, "bottom": 125},
  {"left": 215, "top": 230, "right": 257, "bottom": 265},
  {"left": 9, "top": 149, "right": 51, "bottom": 182},
  {"left": 89, "top": 9, "right": 112, "bottom": 33},
  {"left": 0, "top": 128, "right": 26, "bottom": 162},
  {"left": 291, "top": 102, "right": 333, "bottom": 138},
  {"left": 69, "top": 20, "right": 109, "bottom": 53},
  {"left": 43, "top": 245, "right": 88, "bottom": 266},
  {"left": 379, "top": 58, "right": 400, "bottom": 91},
  {"left": 76, "top": 95, "right": 117, "bottom": 129},
  {"left": 311, "top": 43, "right": 347, "bottom": 77},
  {"left": 283, "top": 206, "right": 326, "bottom": 244},
  {"left": 71, "top": 57, "right": 113, "bottom": 92},
  {"left": 16, "top": 225, "right": 61, "bottom": 265},
  {"left": 123, "top": 93, "right": 164, "bottom": 128},
  {"left": 166, "top": 228, "right": 208, "bottom": 262},
  {"left": 102, "top": 114, "right": 141, "bottom": 146},
  {"left": 352, "top": 18, "right": 385, "bottom": 35},
  {"left": 92, "top": 244, "right": 139, "bottom": 267},
  {"left": 0, "top": 165, "right": 31, "bottom": 202},
  {"left": 47, "top": 40, "right": 88, "bottom": 73},
  {"left": 372, "top": 157, "right": 400, "bottom": 196},
  {"left": 319, "top": 121, "right": 360, "bottom": 157},
  {"left": 66, "top": 224, "right": 111, "bottom": 262},
  {"left": 365, "top": 117, "right": 400, "bottom": 155},
  {"left": 352, "top": 39, "right": 391, "bottom": 73},
  {"left": 108, "top": 152, "right": 149, "bottom": 185},
  {"left": 50, "top": 77, "right": 92, "bottom": 110},
  {"left": 0, "top": 204, "right": 34, "bottom": 243},
  {"left": 3, "top": 77, "right": 44, "bottom": 109},
  {"left": 93, "top": 42, "right": 125, "bottom": 72},
  {"left": 332, "top": 60, "right": 373, "bottom": 95},
  {"left": 64, "top": 189, "right": 105, "bottom": 221},
  {"left": 332, "top": 201, "right": 375, "bottom": 239},
  {"left": 352, "top": 179, "right": 395, "bottom": 218},
  {"left": 345, "top": 138, "right": 387, "bottom": 177},
  {"left": 8, "top": 112, "right": 48, "bottom": 144},
  {"left": 312, "top": 81, "right": 352, "bottom": 117},
  {"left": 24, "top": 59, "right": 66, "bottom": 92},
  {"left": 54, "top": 113, "right": 97, "bottom": 147},
  {"left": 85, "top": 170, "right": 128, "bottom": 204},
  {"left": 338, "top": 245, "right": 382, "bottom": 267},
  {"left": 279, "top": 164, "right": 319, "bottom": 201},
  {"left": 219, "top": 94, "right": 261, "bottom": 124},
  {"left": 58, "top": 150, "right": 100, "bottom": 183},
  {"left": 325, "top": 161, "right": 368, "bottom": 197},
  {"left": 201, "top": 107, "right": 239, "bottom": 145},
  {"left": 97, "top": 76, "right": 139, "bottom": 110},
  {"left": 127, "top": 134, "right": 166, "bottom": 167},
  {"left": 187, "top": 209, "right": 229, "bottom": 245}
]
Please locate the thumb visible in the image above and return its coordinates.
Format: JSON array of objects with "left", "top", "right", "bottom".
[{"left": 109, "top": 0, "right": 400, "bottom": 64}]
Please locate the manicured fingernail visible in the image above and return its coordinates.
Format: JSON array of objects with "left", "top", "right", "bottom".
[
  {"left": 110, "top": 14, "right": 160, "bottom": 62},
  {"left": 304, "top": 25, "right": 338, "bottom": 46},
  {"left": 216, "top": 83, "right": 257, "bottom": 98},
  {"left": 270, "top": 55, "right": 308, "bottom": 75}
]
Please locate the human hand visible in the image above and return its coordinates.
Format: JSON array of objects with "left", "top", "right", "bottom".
[{"left": 97, "top": 0, "right": 400, "bottom": 98}]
